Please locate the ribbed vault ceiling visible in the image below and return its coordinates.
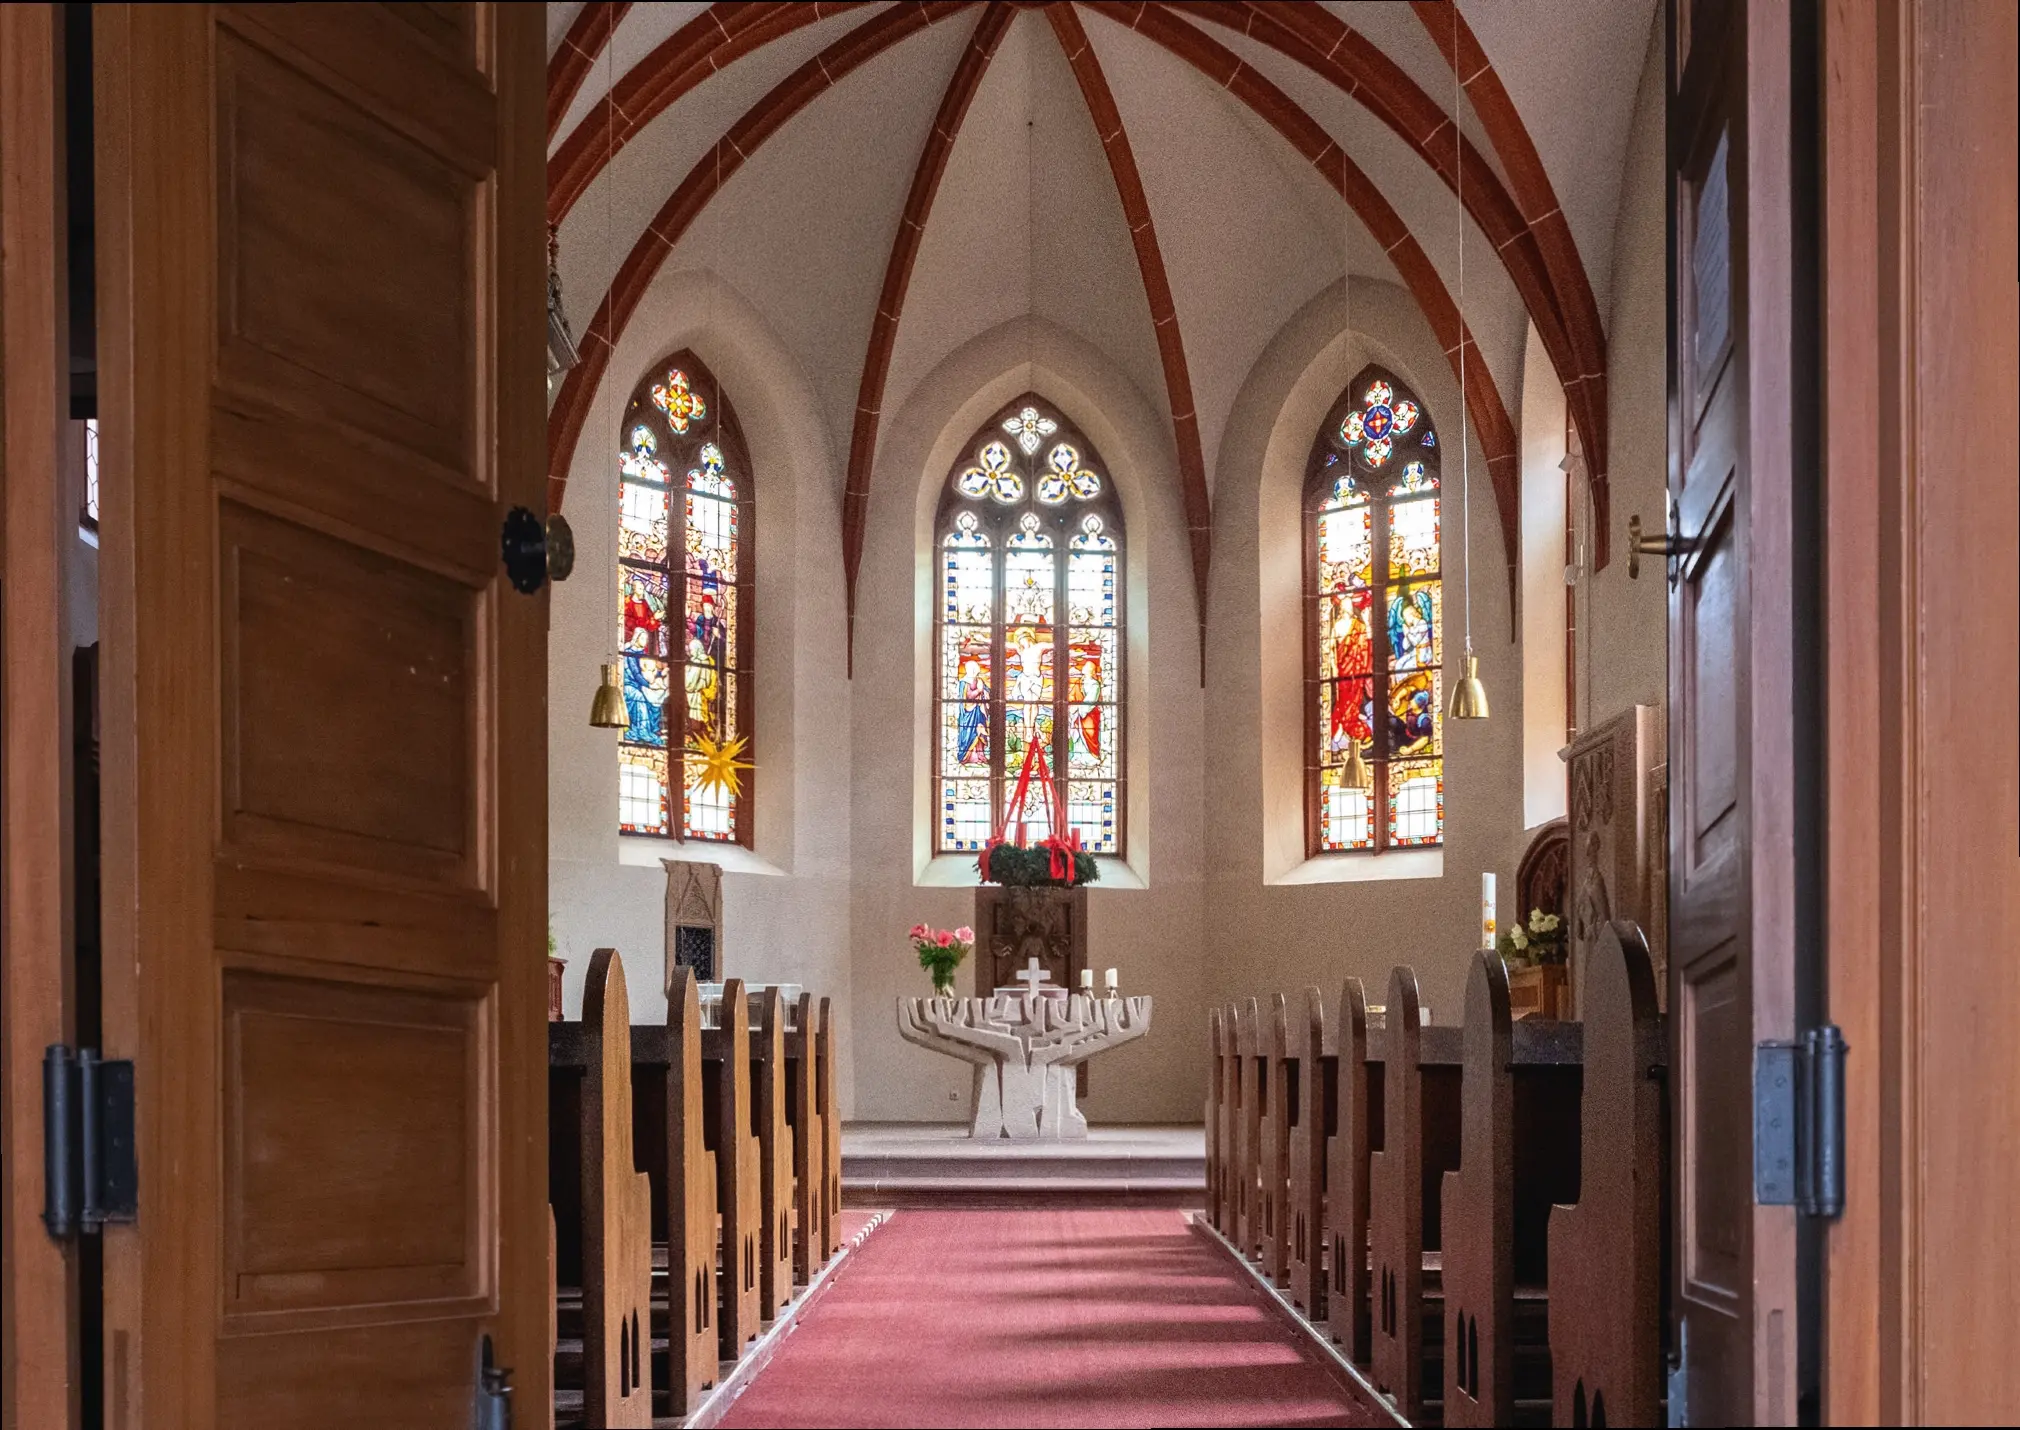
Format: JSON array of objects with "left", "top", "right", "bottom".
[{"left": 544, "top": 1, "right": 1658, "bottom": 654}]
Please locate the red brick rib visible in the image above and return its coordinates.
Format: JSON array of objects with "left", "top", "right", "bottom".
[
  {"left": 1407, "top": 0, "right": 1612, "bottom": 566},
  {"left": 547, "top": 2, "right": 631, "bottom": 144},
  {"left": 1092, "top": 1, "right": 1520, "bottom": 618},
  {"left": 547, "top": 3, "right": 874, "bottom": 227},
  {"left": 545, "top": 3, "right": 973, "bottom": 518},
  {"left": 1047, "top": 4, "right": 1214, "bottom": 669},
  {"left": 840, "top": 3, "right": 1015, "bottom": 670}
]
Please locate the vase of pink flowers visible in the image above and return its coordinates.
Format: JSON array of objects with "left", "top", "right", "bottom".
[{"left": 909, "top": 923, "right": 974, "bottom": 997}]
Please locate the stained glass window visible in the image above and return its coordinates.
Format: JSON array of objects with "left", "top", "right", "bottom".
[
  {"left": 616, "top": 353, "right": 754, "bottom": 844},
  {"left": 1306, "top": 366, "right": 1444, "bottom": 854},
  {"left": 935, "top": 398, "right": 1124, "bottom": 856}
]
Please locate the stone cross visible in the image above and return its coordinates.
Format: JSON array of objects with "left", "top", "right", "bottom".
[{"left": 1013, "top": 956, "right": 1051, "bottom": 993}]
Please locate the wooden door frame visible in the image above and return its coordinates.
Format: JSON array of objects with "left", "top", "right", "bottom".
[
  {"left": 1, "top": 5, "right": 82, "bottom": 1427},
  {"left": 1819, "top": 0, "right": 2020, "bottom": 1422}
]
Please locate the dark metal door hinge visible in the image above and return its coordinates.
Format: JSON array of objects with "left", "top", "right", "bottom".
[
  {"left": 42, "top": 1044, "right": 138, "bottom": 1240},
  {"left": 474, "top": 1334, "right": 512, "bottom": 1430},
  {"left": 1753, "top": 1025, "right": 1847, "bottom": 1217}
]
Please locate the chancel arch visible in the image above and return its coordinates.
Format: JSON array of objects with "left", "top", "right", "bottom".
[
  {"left": 932, "top": 395, "right": 1125, "bottom": 858},
  {"left": 615, "top": 351, "right": 755, "bottom": 845},
  {"left": 1304, "top": 365, "right": 1445, "bottom": 856}
]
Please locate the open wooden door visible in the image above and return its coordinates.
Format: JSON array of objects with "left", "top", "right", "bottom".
[
  {"left": 1666, "top": 0, "right": 1802, "bottom": 1423},
  {"left": 93, "top": 6, "right": 548, "bottom": 1425}
]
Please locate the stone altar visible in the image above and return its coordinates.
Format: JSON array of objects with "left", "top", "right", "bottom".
[{"left": 895, "top": 958, "right": 1152, "bottom": 1140}]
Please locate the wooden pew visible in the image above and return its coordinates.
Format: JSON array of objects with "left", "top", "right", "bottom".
[
  {"left": 1324, "top": 978, "right": 1371, "bottom": 1360},
  {"left": 1548, "top": 922, "right": 1665, "bottom": 1429},
  {"left": 752, "top": 986, "right": 796, "bottom": 1320},
  {"left": 1440, "top": 953, "right": 1584, "bottom": 1427},
  {"left": 704, "top": 977, "right": 763, "bottom": 1357},
  {"left": 1217, "top": 1001, "right": 1243, "bottom": 1239},
  {"left": 1369, "top": 967, "right": 1435, "bottom": 1422},
  {"left": 818, "top": 995, "right": 842, "bottom": 1255},
  {"left": 1287, "top": 986, "right": 1328, "bottom": 1317},
  {"left": 1205, "top": 1006, "right": 1224, "bottom": 1230},
  {"left": 579, "top": 949, "right": 654, "bottom": 1427},
  {"left": 664, "top": 967, "right": 719, "bottom": 1417},
  {"left": 787, "top": 991, "right": 823, "bottom": 1285},
  {"left": 1258, "top": 993, "right": 1294, "bottom": 1284},
  {"left": 1234, "top": 997, "right": 1264, "bottom": 1256}
]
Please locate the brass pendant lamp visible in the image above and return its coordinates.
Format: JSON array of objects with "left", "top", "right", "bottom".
[
  {"left": 589, "top": 663, "right": 629, "bottom": 730},
  {"left": 1445, "top": 11, "right": 1489, "bottom": 722},
  {"left": 1343, "top": 739, "right": 1373, "bottom": 792}
]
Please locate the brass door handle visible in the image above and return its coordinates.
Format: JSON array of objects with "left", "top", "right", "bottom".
[{"left": 1627, "top": 512, "right": 1700, "bottom": 580}]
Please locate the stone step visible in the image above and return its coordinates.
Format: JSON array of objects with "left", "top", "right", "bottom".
[{"left": 841, "top": 1122, "right": 1205, "bottom": 1207}]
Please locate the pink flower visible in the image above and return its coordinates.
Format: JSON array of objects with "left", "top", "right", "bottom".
[
  {"left": 935, "top": 930, "right": 954, "bottom": 947},
  {"left": 953, "top": 926, "right": 973, "bottom": 943},
  {"left": 908, "top": 923, "right": 927, "bottom": 939}
]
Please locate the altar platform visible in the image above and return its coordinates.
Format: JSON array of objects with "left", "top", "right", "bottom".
[{"left": 840, "top": 1123, "right": 1205, "bottom": 1208}]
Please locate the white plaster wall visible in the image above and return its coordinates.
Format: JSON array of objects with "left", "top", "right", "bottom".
[
  {"left": 1519, "top": 322, "right": 1569, "bottom": 830},
  {"left": 1579, "top": 7, "right": 1668, "bottom": 730},
  {"left": 547, "top": 270, "right": 857, "bottom": 1108},
  {"left": 540, "top": 6, "right": 1669, "bottom": 1127},
  {"left": 1202, "top": 276, "right": 1531, "bottom": 1036},
  {"left": 848, "top": 317, "right": 1209, "bottom": 1124}
]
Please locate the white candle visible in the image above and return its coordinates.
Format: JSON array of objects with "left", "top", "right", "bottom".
[
  {"left": 1079, "top": 968, "right": 1094, "bottom": 990},
  {"left": 1104, "top": 967, "right": 1118, "bottom": 991},
  {"left": 1481, "top": 872, "right": 1498, "bottom": 950}
]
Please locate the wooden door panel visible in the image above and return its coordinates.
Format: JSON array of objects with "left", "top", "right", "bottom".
[
  {"left": 1678, "top": 947, "right": 1745, "bottom": 1307},
  {"left": 221, "top": 971, "right": 487, "bottom": 1324},
  {"left": 97, "top": 4, "right": 545, "bottom": 1422},
  {"left": 215, "top": 27, "right": 481, "bottom": 476},
  {"left": 218, "top": 502, "right": 483, "bottom": 885},
  {"left": 1678, "top": 499, "right": 1740, "bottom": 876},
  {"left": 217, "top": 1319, "right": 479, "bottom": 1430}
]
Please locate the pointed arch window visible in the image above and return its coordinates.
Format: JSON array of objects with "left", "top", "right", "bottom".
[
  {"left": 616, "top": 354, "right": 754, "bottom": 843},
  {"left": 934, "top": 397, "right": 1124, "bottom": 856},
  {"left": 1305, "top": 366, "right": 1444, "bottom": 854}
]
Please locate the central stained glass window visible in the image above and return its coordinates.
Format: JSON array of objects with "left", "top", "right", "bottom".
[
  {"left": 934, "top": 397, "right": 1124, "bottom": 856},
  {"left": 1305, "top": 366, "right": 1444, "bottom": 854},
  {"left": 616, "top": 353, "right": 754, "bottom": 844}
]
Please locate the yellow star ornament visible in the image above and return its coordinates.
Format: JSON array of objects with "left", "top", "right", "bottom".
[{"left": 688, "top": 733, "right": 753, "bottom": 799}]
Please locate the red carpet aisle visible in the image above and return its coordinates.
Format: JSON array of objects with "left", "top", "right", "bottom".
[{"left": 718, "top": 1209, "right": 1386, "bottom": 1428}]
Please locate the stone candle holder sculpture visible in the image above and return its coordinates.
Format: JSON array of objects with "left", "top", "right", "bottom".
[{"left": 896, "top": 957, "right": 1152, "bottom": 1139}]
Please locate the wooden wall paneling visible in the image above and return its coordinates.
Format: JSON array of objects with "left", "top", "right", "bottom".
[
  {"left": 93, "top": 5, "right": 548, "bottom": 1423},
  {"left": 1204, "top": 1008, "right": 1223, "bottom": 1230},
  {"left": 579, "top": 950, "right": 651, "bottom": 1428},
  {"left": 1818, "top": 5, "right": 1885, "bottom": 1416},
  {"left": 1258, "top": 993, "right": 1292, "bottom": 1285},
  {"left": 1287, "top": 988, "right": 1328, "bottom": 1317},
  {"left": 1547, "top": 922, "right": 1664, "bottom": 1428},
  {"left": 752, "top": 986, "right": 794, "bottom": 1320},
  {"left": 787, "top": 992, "right": 821, "bottom": 1285},
  {"left": 1368, "top": 968, "right": 1428, "bottom": 1422},
  {"left": 1323, "top": 979, "right": 1371, "bottom": 1359},
  {"left": 1820, "top": 2, "right": 2020, "bottom": 1422},
  {"left": 817, "top": 995, "right": 841, "bottom": 1257},
  {"left": 663, "top": 968, "right": 717, "bottom": 1416},
  {"left": 1564, "top": 704, "right": 1664, "bottom": 1012},
  {"left": 1440, "top": 954, "right": 1514, "bottom": 1427},
  {"left": 704, "top": 978, "right": 761, "bottom": 1357},
  {"left": 1, "top": 5, "right": 81, "bottom": 1425}
]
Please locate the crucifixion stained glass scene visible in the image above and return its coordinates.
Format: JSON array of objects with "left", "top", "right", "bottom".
[
  {"left": 616, "top": 356, "right": 755, "bottom": 843},
  {"left": 1307, "top": 366, "right": 1443, "bottom": 855},
  {"left": 936, "top": 398, "right": 1124, "bottom": 856}
]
